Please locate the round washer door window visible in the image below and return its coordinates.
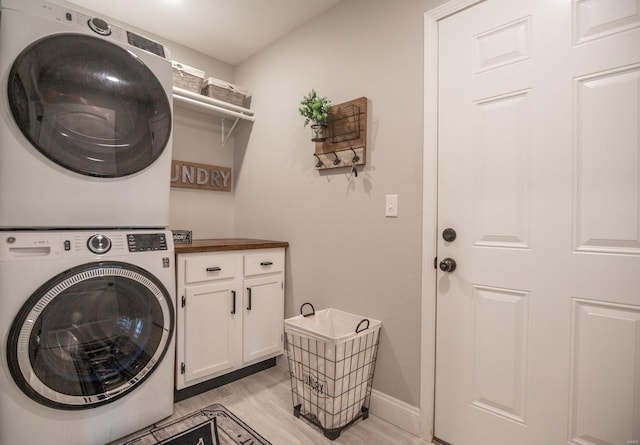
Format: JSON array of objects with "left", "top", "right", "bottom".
[
  {"left": 6, "top": 262, "right": 174, "bottom": 410},
  {"left": 8, "top": 34, "right": 171, "bottom": 178}
]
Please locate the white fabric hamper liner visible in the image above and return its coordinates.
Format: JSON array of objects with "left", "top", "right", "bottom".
[{"left": 284, "top": 307, "right": 381, "bottom": 439}]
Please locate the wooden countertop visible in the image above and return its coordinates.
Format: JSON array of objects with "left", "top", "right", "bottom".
[{"left": 174, "top": 238, "right": 289, "bottom": 254}]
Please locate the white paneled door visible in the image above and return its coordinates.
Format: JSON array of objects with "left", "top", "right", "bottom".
[{"left": 435, "top": 1, "right": 640, "bottom": 444}]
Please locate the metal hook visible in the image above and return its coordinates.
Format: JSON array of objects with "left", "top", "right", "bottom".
[
  {"left": 313, "top": 154, "right": 323, "bottom": 168},
  {"left": 331, "top": 151, "right": 341, "bottom": 166},
  {"left": 350, "top": 147, "right": 360, "bottom": 163}
]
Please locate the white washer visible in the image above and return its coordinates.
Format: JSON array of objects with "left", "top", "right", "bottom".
[
  {"left": 0, "top": 230, "right": 176, "bottom": 445},
  {"left": 0, "top": 0, "right": 173, "bottom": 229}
]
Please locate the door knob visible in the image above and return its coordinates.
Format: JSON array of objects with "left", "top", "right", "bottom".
[
  {"left": 442, "top": 228, "right": 457, "bottom": 242},
  {"left": 439, "top": 258, "right": 457, "bottom": 272}
]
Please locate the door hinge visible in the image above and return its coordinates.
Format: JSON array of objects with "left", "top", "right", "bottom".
[
  {"left": 180, "top": 362, "right": 185, "bottom": 374},
  {"left": 181, "top": 295, "right": 186, "bottom": 307},
  {"left": 434, "top": 257, "right": 437, "bottom": 269}
]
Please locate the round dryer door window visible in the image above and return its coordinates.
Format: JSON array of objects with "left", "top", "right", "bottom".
[
  {"left": 6, "top": 262, "right": 174, "bottom": 409},
  {"left": 7, "top": 34, "right": 171, "bottom": 177}
]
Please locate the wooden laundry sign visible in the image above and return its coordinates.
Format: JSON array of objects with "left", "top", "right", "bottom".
[{"left": 170, "top": 160, "right": 232, "bottom": 192}]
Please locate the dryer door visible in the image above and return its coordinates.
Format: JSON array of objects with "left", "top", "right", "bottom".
[
  {"left": 7, "top": 34, "right": 171, "bottom": 178},
  {"left": 6, "top": 262, "right": 174, "bottom": 410}
]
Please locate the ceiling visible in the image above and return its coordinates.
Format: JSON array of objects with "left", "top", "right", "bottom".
[{"left": 65, "top": 0, "right": 342, "bottom": 65}]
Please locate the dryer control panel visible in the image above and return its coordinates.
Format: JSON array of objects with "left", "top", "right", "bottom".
[{"left": 1, "top": 0, "right": 168, "bottom": 58}]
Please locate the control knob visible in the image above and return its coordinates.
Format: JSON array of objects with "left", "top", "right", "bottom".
[
  {"left": 87, "top": 234, "right": 112, "bottom": 254},
  {"left": 88, "top": 17, "right": 112, "bottom": 36}
]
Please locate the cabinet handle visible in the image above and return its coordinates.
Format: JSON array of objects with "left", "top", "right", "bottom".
[
  {"left": 231, "top": 290, "right": 236, "bottom": 314},
  {"left": 260, "top": 261, "right": 273, "bottom": 266},
  {"left": 247, "top": 287, "right": 252, "bottom": 310},
  {"left": 206, "top": 266, "right": 222, "bottom": 272}
]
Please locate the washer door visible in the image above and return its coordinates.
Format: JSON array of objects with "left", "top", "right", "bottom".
[
  {"left": 8, "top": 34, "right": 171, "bottom": 178},
  {"left": 6, "top": 262, "right": 174, "bottom": 410}
]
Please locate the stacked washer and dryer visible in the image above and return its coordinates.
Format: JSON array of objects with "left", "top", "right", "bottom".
[{"left": 0, "top": 1, "right": 177, "bottom": 444}]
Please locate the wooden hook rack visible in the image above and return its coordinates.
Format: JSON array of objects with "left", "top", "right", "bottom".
[{"left": 314, "top": 97, "right": 367, "bottom": 171}]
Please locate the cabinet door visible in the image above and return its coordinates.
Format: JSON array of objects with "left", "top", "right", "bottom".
[
  {"left": 180, "top": 282, "right": 240, "bottom": 388},
  {"left": 243, "top": 275, "right": 284, "bottom": 364}
]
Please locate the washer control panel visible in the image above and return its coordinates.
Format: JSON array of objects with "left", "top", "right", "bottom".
[
  {"left": 0, "top": 231, "right": 172, "bottom": 260},
  {"left": 127, "top": 233, "right": 168, "bottom": 252}
]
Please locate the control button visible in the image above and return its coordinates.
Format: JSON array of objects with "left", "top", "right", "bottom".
[
  {"left": 64, "top": 240, "right": 71, "bottom": 251},
  {"left": 127, "top": 234, "right": 137, "bottom": 252},
  {"left": 87, "top": 234, "right": 112, "bottom": 254},
  {"left": 88, "top": 17, "right": 112, "bottom": 36},
  {"left": 65, "top": 12, "right": 72, "bottom": 21}
]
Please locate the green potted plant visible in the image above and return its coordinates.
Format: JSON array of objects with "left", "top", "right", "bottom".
[{"left": 299, "top": 89, "right": 332, "bottom": 142}]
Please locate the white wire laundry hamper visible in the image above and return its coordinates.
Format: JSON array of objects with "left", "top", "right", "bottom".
[{"left": 284, "top": 303, "right": 381, "bottom": 440}]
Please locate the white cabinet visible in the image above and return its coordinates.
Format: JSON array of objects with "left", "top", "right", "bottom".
[
  {"left": 182, "top": 280, "right": 241, "bottom": 386},
  {"left": 175, "top": 248, "right": 284, "bottom": 390},
  {"left": 243, "top": 276, "right": 283, "bottom": 363}
]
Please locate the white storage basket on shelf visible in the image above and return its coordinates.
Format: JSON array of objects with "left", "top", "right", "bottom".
[
  {"left": 171, "top": 61, "right": 205, "bottom": 93},
  {"left": 284, "top": 303, "right": 381, "bottom": 440},
  {"left": 201, "top": 77, "right": 250, "bottom": 106}
]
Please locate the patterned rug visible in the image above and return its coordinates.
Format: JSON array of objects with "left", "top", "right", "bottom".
[{"left": 123, "top": 404, "right": 271, "bottom": 445}]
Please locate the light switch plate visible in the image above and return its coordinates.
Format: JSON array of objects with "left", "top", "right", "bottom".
[{"left": 386, "top": 194, "right": 398, "bottom": 217}]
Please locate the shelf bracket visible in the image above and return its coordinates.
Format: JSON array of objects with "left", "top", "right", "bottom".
[{"left": 221, "top": 117, "right": 241, "bottom": 147}]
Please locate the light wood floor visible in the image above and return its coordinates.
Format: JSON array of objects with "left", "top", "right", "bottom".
[{"left": 112, "top": 365, "right": 429, "bottom": 445}]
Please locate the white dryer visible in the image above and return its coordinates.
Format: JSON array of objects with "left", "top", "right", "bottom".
[
  {"left": 0, "top": 0, "right": 173, "bottom": 229},
  {"left": 0, "top": 230, "right": 176, "bottom": 445}
]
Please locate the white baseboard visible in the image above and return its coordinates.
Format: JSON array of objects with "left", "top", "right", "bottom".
[{"left": 370, "top": 389, "right": 421, "bottom": 437}]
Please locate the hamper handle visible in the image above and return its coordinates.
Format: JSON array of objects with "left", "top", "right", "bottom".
[
  {"left": 300, "top": 302, "right": 315, "bottom": 317},
  {"left": 355, "top": 319, "right": 370, "bottom": 333}
]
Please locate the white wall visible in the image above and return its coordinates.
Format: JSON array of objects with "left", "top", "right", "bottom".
[
  {"left": 162, "top": 0, "right": 449, "bottom": 409},
  {"left": 165, "top": 43, "right": 238, "bottom": 239},
  {"left": 233, "top": 0, "right": 445, "bottom": 407}
]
